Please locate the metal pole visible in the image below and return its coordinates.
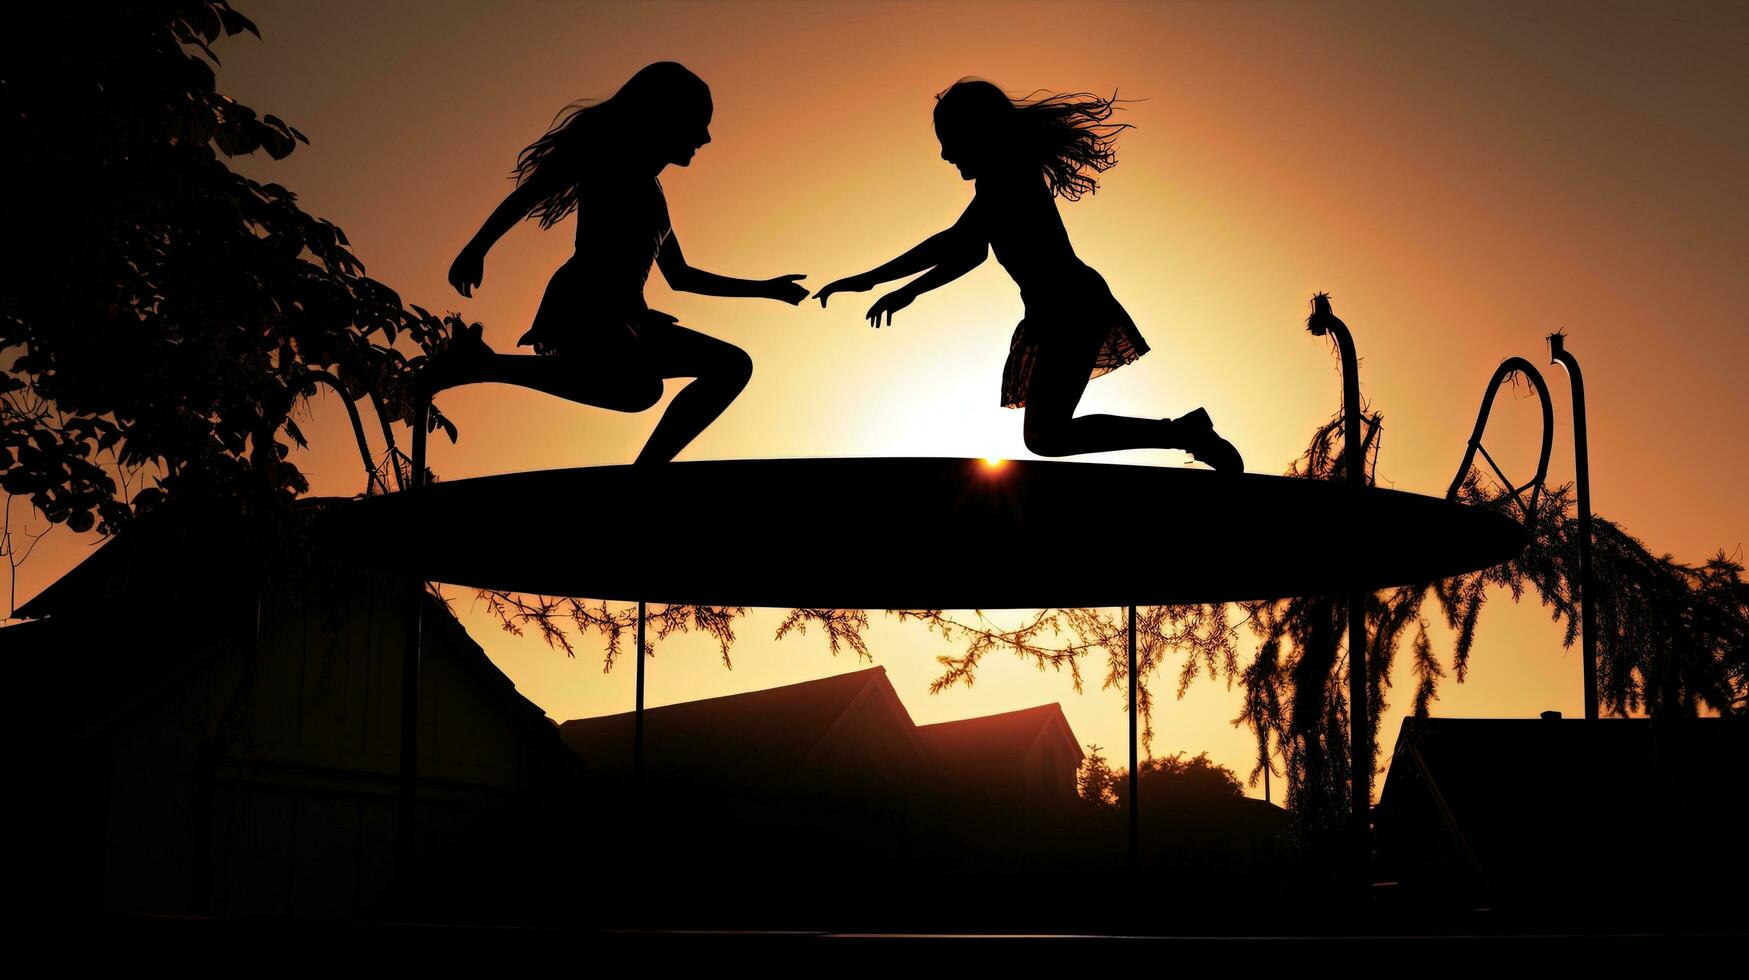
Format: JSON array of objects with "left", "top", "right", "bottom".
[
  {"left": 1549, "top": 334, "right": 1598, "bottom": 720},
  {"left": 1128, "top": 604, "right": 1138, "bottom": 868},
  {"left": 1307, "top": 294, "right": 1371, "bottom": 862},
  {"left": 397, "top": 395, "right": 428, "bottom": 904},
  {"left": 635, "top": 599, "right": 647, "bottom": 783}
]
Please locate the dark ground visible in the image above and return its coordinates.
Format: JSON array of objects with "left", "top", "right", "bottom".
[{"left": 35, "top": 912, "right": 1744, "bottom": 973}]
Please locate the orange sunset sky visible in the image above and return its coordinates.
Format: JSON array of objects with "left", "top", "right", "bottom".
[{"left": 12, "top": 0, "right": 1746, "bottom": 798}]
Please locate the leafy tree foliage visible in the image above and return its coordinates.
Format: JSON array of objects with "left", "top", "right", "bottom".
[
  {"left": 1, "top": 1, "right": 467, "bottom": 544},
  {"left": 1077, "top": 747, "right": 1242, "bottom": 810}
]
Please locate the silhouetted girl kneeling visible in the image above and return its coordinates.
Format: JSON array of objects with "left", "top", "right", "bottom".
[
  {"left": 430, "top": 62, "right": 807, "bottom": 464},
  {"left": 815, "top": 79, "right": 1242, "bottom": 473}
]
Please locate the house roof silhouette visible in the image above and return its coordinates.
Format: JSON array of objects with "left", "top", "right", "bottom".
[
  {"left": 559, "top": 667, "right": 1087, "bottom": 803},
  {"left": 7, "top": 502, "right": 563, "bottom": 751},
  {"left": 917, "top": 703, "right": 1085, "bottom": 775},
  {"left": 560, "top": 666, "right": 931, "bottom": 788},
  {"left": 7, "top": 503, "right": 588, "bottom": 920},
  {"left": 1375, "top": 715, "right": 1746, "bottom": 910}
]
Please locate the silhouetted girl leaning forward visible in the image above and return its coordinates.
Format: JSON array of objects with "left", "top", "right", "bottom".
[
  {"left": 815, "top": 79, "right": 1243, "bottom": 473},
  {"left": 427, "top": 62, "right": 808, "bottom": 463}
]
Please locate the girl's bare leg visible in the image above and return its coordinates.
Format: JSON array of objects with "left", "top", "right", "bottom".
[
  {"left": 419, "top": 322, "right": 748, "bottom": 462},
  {"left": 466, "top": 352, "right": 665, "bottom": 413},
  {"left": 1022, "top": 329, "right": 1243, "bottom": 472},
  {"left": 631, "top": 324, "right": 753, "bottom": 465},
  {"left": 1021, "top": 329, "right": 1180, "bottom": 457},
  {"left": 420, "top": 320, "right": 664, "bottom": 409}
]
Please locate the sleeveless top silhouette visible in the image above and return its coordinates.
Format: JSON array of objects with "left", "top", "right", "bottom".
[
  {"left": 519, "top": 172, "right": 679, "bottom": 356},
  {"left": 980, "top": 170, "right": 1148, "bottom": 409}
]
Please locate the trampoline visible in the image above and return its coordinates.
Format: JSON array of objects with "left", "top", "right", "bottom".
[
  {"left": 315, "top": 292, "right": 1558, "bottom": 880},
  {"left": 313, "top": 456, "right": 1526, "bottom": 607}
]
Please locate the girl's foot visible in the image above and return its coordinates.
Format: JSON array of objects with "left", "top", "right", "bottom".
[
  {"left": 416, "top": 321, "right": 493, "bottom": 396},
  {"left": 1170, "top": 408, "right": 1244, "bottom": 475}
]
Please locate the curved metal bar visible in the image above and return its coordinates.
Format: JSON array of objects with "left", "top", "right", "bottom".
[
  {"left": 1305, "top": 292, "right": 1371, "bottom": 853},
  {"left": 1445, "top": 357, "right": 1554, "bottom": 535},
  {"left": 1306, "top": 293, "right": 1364, "bottom": 489},
  {"left": 300, "top": 370, "right": 384, "bottom": 495},
  {"left": 1549, "top": 333, "right": 1598, "bottom": 720}
]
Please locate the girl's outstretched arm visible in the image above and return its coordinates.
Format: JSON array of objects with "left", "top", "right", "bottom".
[
  {"left": 863, "top": 243, "right": 987, "bottom": 328},
  {"left": 814, "top": 200, "right": 985, "bottom": 307},
  {"left": 448, "top": 167, "right": 567, "bottom": 297},
  {"left": 656, "top": 234, "right": 808, "bottom": 304}
]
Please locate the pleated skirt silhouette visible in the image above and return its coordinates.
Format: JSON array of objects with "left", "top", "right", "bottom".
[
  {"left": 1000, "top": 265, "right": 1149, "bottom": 409},
  {"left": 517, "top": 257, "right": 680, "bottom": 360}
]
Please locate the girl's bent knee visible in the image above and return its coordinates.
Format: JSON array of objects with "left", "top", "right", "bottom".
[
  {"left": 1023, "top": 422, "right": 1072, "bottom": 457},
  {"left": 607, "top": 374, "right": 664, "bottom": 413},
  {"left": 719, "top": 347, "right": 753, "bottom": 387},
  {"left": 633, "top": 375, "right": 666, "bottom": 411}
]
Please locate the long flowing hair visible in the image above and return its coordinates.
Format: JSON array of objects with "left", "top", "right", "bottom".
[
  {"left": 934, "top": 79, "right": 1135, "bottom": 201},
  {"left": 512, "top": 62, "right": 711, "bottom": 229}
]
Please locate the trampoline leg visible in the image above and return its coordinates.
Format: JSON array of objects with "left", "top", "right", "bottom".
[
  {"left": 1348, "top": 596, "right": 1369, "bottom": 880},
  {"left": 397, "top": 394, "right": 429, "bottom": 910},
  {"left": 635, "top": 599, "right": 646, "bottom": 784},
  {"left": 1128, "top": 605, "right": 1138, "bottom": 869}
]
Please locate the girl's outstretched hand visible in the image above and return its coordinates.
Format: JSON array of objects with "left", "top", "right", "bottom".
[
  {"left": 765, "top": 274, "right": 810, "bottom": 305},
  {"left": 448, "top": 245, "right": 485, "bottom": 298},
  {"left": 812, "top": 274, "right": 875, "bottom": 308},
  {"left": 865, "top": 290, "right": 914, "bottom": 328}
]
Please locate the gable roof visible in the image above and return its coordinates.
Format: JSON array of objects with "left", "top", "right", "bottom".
[
  {"left": 1380, "top": 716, "right": 1744, "bottom": 817},
  {"left": 14, "top": 506, "right": 256, "bottom": 621},
  {"left": 559, "top": 666, "right": 918, "bottom": 781},
  {"left": 916, "top": 702, "right": 1085, "bottom": 773},
  {"left": 4, "top": 499, "right": 564, "bottom": 753}
]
